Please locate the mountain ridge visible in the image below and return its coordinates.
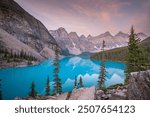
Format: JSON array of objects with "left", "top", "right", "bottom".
[{"left": 50, "top": 27, "right": 148, "bottom": 55}]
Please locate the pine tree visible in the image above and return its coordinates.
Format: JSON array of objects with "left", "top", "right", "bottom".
[
  {"left": 79, "top": 76, "right": 84, "bottom": 88},
  {"left": 125, "top": 26, "right": 146, "bottom": 83},
  {"left": 53, "top": 45, "right": 62, "bottom": 95},
  {"left": 127, "top": 26, "right": 140, "bottom": 72},
  {"left": 0, "top": 79, "right": 2, "bottom": 100},
  {"left": 20, "top": 50, "right": 24, "bottom": 58},
  {"left": 74, "top": 76, "right": 77, "bottom": 88},
  {"left": 45, "top": 76, "right": 50, "bottom": 96},
  {"left": 98, "top": 62, "right": 106, "bottom": 89},
  {"left": 4, "top": 49, "right": 8, "bottom": 58},
  {"left": 98, "top": 40, "right": 107, "bottom": 89},
  {"left": 29, "top": 81, "right": 37, "bottom": 98},
  {"left": 10, "top": 49, "right": 13, "bottom": 58}
]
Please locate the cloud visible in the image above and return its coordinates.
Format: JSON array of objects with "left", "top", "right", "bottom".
[{"left": 15, "top": 0, "right": 150, "bottom": 35}]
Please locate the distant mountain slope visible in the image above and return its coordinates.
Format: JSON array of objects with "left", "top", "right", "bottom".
[
  {"left": 50, "top": 27, "right": 94, "bottom": 55},
  {"left": 91, "top": 37, "right": 150, "bottom": 62},
  {"left": 50, "top": 27, "right": 148, "bottom": 55},
  {"left": 0, "top": 28, "right": 44, "bottom": 60},
  {"left": 0, "top": 0, "right": 57, "bottom": 54}
]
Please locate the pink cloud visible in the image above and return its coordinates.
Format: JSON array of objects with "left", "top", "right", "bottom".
[{"left": 15, "top": 0, "right": 150, "bottom": 36}]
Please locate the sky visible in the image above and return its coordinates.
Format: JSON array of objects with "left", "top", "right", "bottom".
[{"left": 15, "top": 0, "right": 150, "bottom": 36}]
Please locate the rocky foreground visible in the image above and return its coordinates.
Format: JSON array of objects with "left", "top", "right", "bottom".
[
  {"left": 19, "top": 85, "right": 128, "bottom": 100},
  {"left": 19, "top": 87, "right": 96, "bottom": 100},
  {"left": 97, "top": 70, "right": 150, "bottom": 100}
]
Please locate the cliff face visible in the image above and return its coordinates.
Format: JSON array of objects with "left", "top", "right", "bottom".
[
  {"left": 128, "top": 70, "right": 150, "bottom": 100},
  {"left": 0, "top": 0, "right": 57, "bottom": 52}
]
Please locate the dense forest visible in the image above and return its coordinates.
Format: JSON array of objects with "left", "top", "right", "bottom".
[
  {"left": 91, "top": 37, "right": 150, "bottom": 65},
  {"left": 0, "top": 48, "right": 37, "bottom": 65}
]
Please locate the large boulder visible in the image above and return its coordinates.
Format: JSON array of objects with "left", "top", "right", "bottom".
[
  {"left": 127, "top": 70, "right": 150, "bottom": 100},
  {"left": 69, "top": 86, "right": 96, "bottom": 100}
]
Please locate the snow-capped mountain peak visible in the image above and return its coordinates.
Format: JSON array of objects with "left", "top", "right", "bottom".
[{"left": 68, "top": 32, "right": 79, "bottom": 39}]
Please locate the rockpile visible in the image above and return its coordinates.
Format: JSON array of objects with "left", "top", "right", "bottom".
[{"left": 96, "top": 86, "right": 127, "bottom": 100}]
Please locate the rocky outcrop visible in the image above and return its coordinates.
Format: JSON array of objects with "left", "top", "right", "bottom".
[
  {"left": 69, "top": 86, "right": 96, "bottom": 100},
  {"left": 0, "top": 0, "right": 57, "bottom": 55},
  {"left": 127, "top": 70, "right": 150, "bottom": 100}
]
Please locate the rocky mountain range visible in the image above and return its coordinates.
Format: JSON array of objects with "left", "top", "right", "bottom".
[
  {"left": 0, "top": 0, "right": 57, "bottom": 61},
  {"left": 50, "top": 28, "right": 148, "bottom": 55}
]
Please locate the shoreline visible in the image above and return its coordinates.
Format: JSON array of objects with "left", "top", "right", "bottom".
[
  {"left": 0, "top": 60, "right": 40, "bottom": 69},
  {"left": 0, "top": 54, "right": 66, "bottom": 69}
]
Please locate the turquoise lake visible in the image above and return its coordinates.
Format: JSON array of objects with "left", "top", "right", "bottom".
[{"left": 0, "top": 56, "right": 126, "bottom": 99}]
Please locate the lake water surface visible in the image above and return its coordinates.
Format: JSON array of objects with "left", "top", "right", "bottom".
[{"left": 0, "top": 56, "right": 126, "bottom": 99}]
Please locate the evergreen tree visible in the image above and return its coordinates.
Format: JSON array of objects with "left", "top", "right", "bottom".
[
  {"left": 127, "top": 26, "right": 140, "bottom": 73},
  {"left": 10, "top": 49, "right": 13, "bottom": 58},
  {"left": 29, "top": 81, "right": 37, "bottom": 98},
  {"left": 20, "top": 50, "right": 24, "bottom": 58},
  {"left": 74, "top": 76, "right": 77, "bottom": 88},
  {"left": 0, "top": 79, "right": 2, "bottom": 100},
  {"left": 138, "top": 47, "right": 149, "bottom": 70},
  {"left": 79, "top": 76, "right": 84, "bottom": 88},
  {"left": 53, "top": 45, "right": 62, "bottom": 95},
  {"left": 126, "top": 26, "right": 147, "bottom": 83},
  {"left": 4, "top": 49, "right": 8, "bottom": 58},
  {"left": 98, "top": 62, "right": 106, "bottom": 89},
  {"left": 45, "top": 76, "right": 50, "bottom": 96},
  {"left": 14, "top": 52, "right": 17, "bottom": 58},
  {"left": 98, "top": 40, "right": 107, "bottom": 89}
]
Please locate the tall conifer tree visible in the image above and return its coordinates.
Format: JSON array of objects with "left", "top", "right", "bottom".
[
  {"left": 79, "top": 76, "right": 84, "bottom": 88},
  {"left": 125, "top": 26, "right": 147, "bottom": 83},
  {"left": 74, "top": 76, "right": 77, "bottom": 88},
  {"left": 53, "top": 45, "right": 62, "bottom": 95},
  {"left": 29, "top": 81, "right": 37, "bottom": 98},
  {"left": 0, "top": 79, "right": 2, "bottom": 100},
  {"left": 45, "top": 76, "right": 50, "bottom": 96},
  {"left": 98, "top": 40, "right": 107, "bottom": 89}
]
